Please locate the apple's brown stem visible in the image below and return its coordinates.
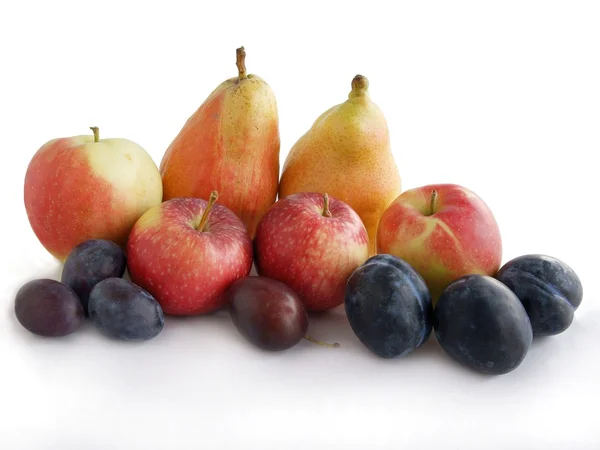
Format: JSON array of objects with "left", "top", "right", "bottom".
[
  {"left": 90, "top": 126, "right": 100, "bottom": 143},
  {"left": 236, "top": 47, "right": 247, "bottom": 80},
  {"left": 322, "top": 193, "right": 332, "bottom": 218},
  {"left": 304, "top": 335, "right": 340, "bottom": 348},
  {"left": 198, "top": 191, "right": 219, "bottom": 232},
  {"left": 349, "top": 75, "right": 369, "bottom": 98},
  {"left": 430, "top": 189, "right": 438, "bottom": 216}
]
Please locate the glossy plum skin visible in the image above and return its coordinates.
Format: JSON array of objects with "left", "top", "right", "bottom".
[
  {"left": 226, "top": 277, "right": 309, "bottom": 351},
  {"left": 61, "top": 239, "right": 127, "bottom": 315},
  {"left": 434, "top": 275, "right": 533, "bottom": 375},
  {"left": 496, "top": 254, "right": 583, "bottom": 336},
  {"left": 88, "top": 278, "right": 164, "bottom": 341},
  {"left": 344, "top": 254, "right": 433, "bottom": 358},
  {"left": 14, "top": 279, "right": 84, "bottom": 337}
]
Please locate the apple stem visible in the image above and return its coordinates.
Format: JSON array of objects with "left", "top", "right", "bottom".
[
  {"left": 304, "top": 335, "right": 340, "bottom": 348},
  {"left": 197, "top": 191, "right": 219, "bottom": 232},
  {"left": 349, "top": 74, "right": 369, "bottom": 98},
  {"left": 236, "top": 47, "right": 247, "bottom": 80},
  {"left": 322, "top": 193, "right": 332, "bottom": 218},
  {"left": 90, "top": 126, "right": 100, "bottom": 143},
  {"left": 430, "top": 189, "right": 438, "bottom": 216}
]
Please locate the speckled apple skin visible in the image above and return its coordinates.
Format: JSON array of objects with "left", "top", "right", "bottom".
[
  {"left": 126, "top": 197, "right": 253, "bottom": 316},
  {"left": 254, "top": 192, "right": 369, "bottom": 312}
]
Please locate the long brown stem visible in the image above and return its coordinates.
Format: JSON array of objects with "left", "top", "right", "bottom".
[
  {"left": 90, "top": 126, "right": 100, "bottom": 142},
  {"left": 304, "top": 335, "right": 340, "bottom": 348},
  {"left": 322, "top": 193, "right": 332, "bottom": 218},
  {"left": 197, "top": 191, "right": 219, "bottom": 231},
  {"left": 430, "top": 189, "right": 438, "bottom": 216},
  {"left": 236, "top": 47, "right": 247, "bottom": 80}
]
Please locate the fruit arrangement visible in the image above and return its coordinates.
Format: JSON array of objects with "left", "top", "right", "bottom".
[{"left": 16, "top": 47, "right": 583, "bottom": 375}]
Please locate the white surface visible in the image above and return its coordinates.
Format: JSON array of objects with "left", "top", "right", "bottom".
[{"left": 1, "top": 1, "right": 600, "bottom": 449}]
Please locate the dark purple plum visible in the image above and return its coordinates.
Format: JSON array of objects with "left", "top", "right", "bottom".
[
  {"left": 88, "top": 278, "right": 164, "bottom": 341},
  {"left": 226, "top": 277, "right": 308, "bottom": 351},
  {"left": 14, "top": 279, "right": 84, "bottom": 337},
  {"left": 345, "top": 254, "right": 433, "bottom": 359},
  {"left": 61, "top": 239, "right": 127, "bottom": 315},
  {"left": 434, "top": 275, "right": 533, "bottom": 375},
  {"left": 496, "top": 254, "right": 583, "bottom": 336}
]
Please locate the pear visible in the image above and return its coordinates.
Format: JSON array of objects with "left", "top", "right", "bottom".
[
  {"left": 160, "top": 47, "right": 280, "bottom": 237},
  {"left": 279, "top": 75, "right": 401, "bottom": 255}
]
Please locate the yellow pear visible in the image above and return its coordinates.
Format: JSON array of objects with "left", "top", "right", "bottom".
[{"left": 279, "top": 75, "right": 402, "bottom": 255}]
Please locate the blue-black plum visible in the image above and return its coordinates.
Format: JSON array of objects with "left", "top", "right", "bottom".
[
  {"left": 15, "top": 279, "right": 84, "bottom": 337},
  {"left": 61, "top": 239, "right": 127, "bottom": 315},
  {"left": 88, "top": 278, "right": 164, "bottom": 341},
  {"left": 496, "top": 254, "right": 583, "bottom": 336},
  {"left": 434, "top": 275, "right": 533, "bottom": 375},
  {"left": 345, "top": 254, "right": 433, "bottom": 358}
]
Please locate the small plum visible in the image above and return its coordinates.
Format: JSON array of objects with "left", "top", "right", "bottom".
[
  {"left": 88, "top": 278, "right": 164, "bottom": 341},
  {"left": 496, "top": 254, "right": 583, "bottom": 336},
  {"left": 15, "top": 279, "right": 84, "bottom": 337},
  {"left": 345, "top": 254, "right": 433, "bottom": 358},
  {"left": 61, "top": 239, "right": 127, "bottom": 315},
  {"left": 435, "top": 275, "right": 533, "bottom": 375},
  {"left": 226, "top": 277, "right": 309, "bottom": 351}
]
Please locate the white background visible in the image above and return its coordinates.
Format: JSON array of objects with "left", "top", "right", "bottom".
[{"left": 1, "top": 1, "right": 599, "bottom": 449}]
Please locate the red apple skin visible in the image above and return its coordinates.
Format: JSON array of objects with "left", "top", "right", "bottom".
[
  {"left": 24, "top": 132, "right": 162, "bottom": 260},
  {"left": 377, "top": 184, "right": 502, "bottom": 301},
  {"left": 254, "top": 192, "right": 369, "bottom": 312},
  {"left": 126, "top": 197, "right": 253, "bottom": 316}
]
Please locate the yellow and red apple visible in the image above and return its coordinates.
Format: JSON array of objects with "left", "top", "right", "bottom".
[
  {"left": 24, "top": 127, "right": 163, "bottom": 260},
  {"left": 377, "top": 184, "right": 502, "bottom": 301}
]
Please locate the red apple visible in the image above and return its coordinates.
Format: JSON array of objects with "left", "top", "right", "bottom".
[
  {"left": 254, "top": 192, "right": 369, "bottom": 312},
  {"left": 377, "top": 184, "right": 502, "bottom": 301},
  {"left": 126, "top": 192, "right": 253, "bottom": 315},
  {"left": 24, "top": 127, "right": 162, "bottom": 260}
]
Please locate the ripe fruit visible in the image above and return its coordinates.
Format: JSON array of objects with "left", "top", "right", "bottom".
[
  {"left": 127, "top": 192, "right": 253, "bottom": 316},
  {"left": 345, "top": 255, "right": 433, "bottom": 358},
  {"left": 61, "top": 239, "right": 127, "bottom": 315},
  {"left": 226, "top": 277, "right": 308, "bottom": 351},
  {"left": 24, "top": 127, "right": 162, "bottom": 260},
  {"left": 254, "top": 192, "right": 369, "bottom": 312},
  {"left": 279, "top": 75, "right": 401, "bottom": 255},
  {"left": 14, "top": 279, "right": 84, "bottom": 337},
  {"left": 160, "top": 47, "right": 280, "bottom": 237},
  {"left": 434, "top": 275, "right": 533, "bottom": 375},
  {"left": 496, "top": 254, "right": 583, "bottom": 336},
  {"left": 377, "top": 184, "right": 502, "bottom": 301},
  {"left": 88, "top": 278, "right": 164, "bottom": 341}
]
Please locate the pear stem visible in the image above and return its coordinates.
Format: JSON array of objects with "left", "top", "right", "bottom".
[
  {"left": 304, "top": 335, "right": 340, "bottom": 348},
  {"left": 322, "top": 193, "right": 332, "bottom": 218},
  {"left": 236, "top": 47, "right": 247, "bottom": 80},
  {"left": 90, "top": 127, "right": 100, "bottom": 142},
  {"left": 349, "top": 75, "right": 369, "bottom": 98},
  {"left": 197, "top": 191, "right": 219, "bottom": 232},
  {"left": 429, "top": 190, "right": 438, "bottom": 216}
]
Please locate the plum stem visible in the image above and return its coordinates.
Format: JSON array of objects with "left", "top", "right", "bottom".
[
  {"left": 197, "top": 191, "right": 219, "bottom": 232},
  {"left": 90, "top": 126, "right": 100, "bottom": 142},
  {"left": 304, "top": 335, "right": 340, "bottom": 348},
  {"left": 236, "top": 47, "right": 247, "bottom": 80},
  {"left": 429, "top": 189, "right": 438, "bottom": 216},
  {"left": 322, "top": 193, "right": 332, "bottom": 218}
]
